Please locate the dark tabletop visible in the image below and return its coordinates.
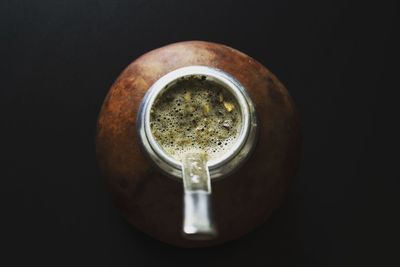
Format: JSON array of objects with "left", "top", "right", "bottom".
[{"left": 1, "top": 0, "right": 398, "bottom": 266}]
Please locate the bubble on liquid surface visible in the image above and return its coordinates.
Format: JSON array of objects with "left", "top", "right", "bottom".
[{"left": 150, "top": 76, "right": 242, "bottom": 162}]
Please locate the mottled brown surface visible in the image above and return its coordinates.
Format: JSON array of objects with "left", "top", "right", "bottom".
[{"left": 96, "top": 41, "right": 301, "bottom": 247}]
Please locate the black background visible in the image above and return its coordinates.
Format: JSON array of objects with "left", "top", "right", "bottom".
[{"left": 1, "top": 0, "right": 398, "bottom": 266}]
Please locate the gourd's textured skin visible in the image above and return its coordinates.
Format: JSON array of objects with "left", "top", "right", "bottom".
[{"left": 96, "top": 41, "right": 301, "bottom": 247}]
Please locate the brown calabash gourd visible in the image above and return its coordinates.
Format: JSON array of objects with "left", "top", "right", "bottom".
[{"left": 96, "top": 41, "right": 301, "bottom": 247}]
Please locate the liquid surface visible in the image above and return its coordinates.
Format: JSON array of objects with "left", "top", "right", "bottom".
[{"left": 150, "top": 77, "right": 242, "bottom": 161}]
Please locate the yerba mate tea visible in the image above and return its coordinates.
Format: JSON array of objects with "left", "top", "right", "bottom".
[
  {"left": 138, "top": 66, "right": 258, "bottom": 239},
  {"left": 125, "top": 64, "right": 260, "bottom": 241},
  {"left": 150, "top": 76, "right": 242, "bottom": 162}
]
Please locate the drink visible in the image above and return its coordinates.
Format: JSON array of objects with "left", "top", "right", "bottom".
[
  {"left": 150, "top": 76, "right": 242, "bottom": 162},
  {"left": 146, "top": 69, "right": 251, "bottom": 238}
]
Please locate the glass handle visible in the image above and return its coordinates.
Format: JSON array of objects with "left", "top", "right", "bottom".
[{"left": 181, "top": 153, "right": 217, "bottom": 240}]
